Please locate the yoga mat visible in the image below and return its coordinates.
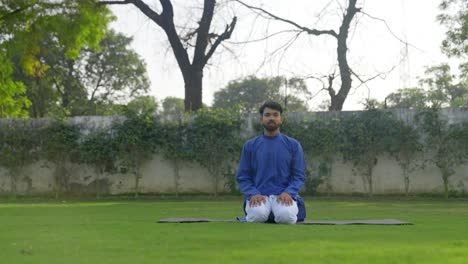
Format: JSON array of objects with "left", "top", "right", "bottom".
[{"left": 158, "top": 218, "right": 412, "bottom": 225}]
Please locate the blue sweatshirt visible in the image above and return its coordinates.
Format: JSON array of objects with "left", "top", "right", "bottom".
[{"left": 236, "top": 133, "right": 306, "bottom": 200}]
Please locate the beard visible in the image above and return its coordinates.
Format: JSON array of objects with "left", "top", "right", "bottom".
[{"left": 263, "top": 121, "right": 280, "bottom": 132}]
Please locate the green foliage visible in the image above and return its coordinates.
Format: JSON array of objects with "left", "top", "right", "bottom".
[
  {"left": 160, "top": 118, "right": 191, "bottom": 196},
  {"left": 125, "top": 96, "right": 158, "bottom": 120},
  {"left": 341, "top": 110, "right": 399, "bottom": 196},
  {"left": 437, "top": 0, "right": 467, "bottom": 58},
  {"left": 385, "top": 88, "right": 428, "bottom": 109},
  {"left": 189, "top": 107, "right": 244, "bottom": 195},
  {"left": 11, "top": 30, "right": 150, "bottom": 117},
  {"left": 40, "top": 120, "right": 80, "bottom": 198},
  {"left": 79, "top": 129, "right": 117, "bottom": 198},
  {"left": 82, "top": 30, "right": 150, "bottom": 111},
  {"left": 0, "top": 1, "right": 113, "bottom": 116},
  {"left": 161, "top": 97, "right": 184, "bottom": 119},
  {"left": 213, "top": 76, "right": 310, "bottom": 112},
  {"left": 415, "top": 107, "right": 468, "bottom": 198},
  {"left": 420, "top": 64, "right": 468, "bottom": 108},
  {"left": 0, "top": 119, "right": 39, "bottom": 196},
  {"left": 112, "top": 114, "right": 160, "bottom": 198},
  {"left": 282, "top": 117, "right": 341, "bottom": 194},
  {"left": 0, "top": 55, "right": 31, "bottom": 117},
  {"left": 387, "top": 120, "right": 423, "bottom": 195}
]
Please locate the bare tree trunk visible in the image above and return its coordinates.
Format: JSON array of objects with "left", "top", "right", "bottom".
[
  {"left": 329, "top": 0, "right": 358, "bottom": 111},
  {"left": 235, "top": 0, "right": 360, "bottom": 111},
  {"left": 98, "top": 0, "right": 236, "bottom": 112},
  {"left": 183, "top": 68, "right": 203, "bottom": 111}
]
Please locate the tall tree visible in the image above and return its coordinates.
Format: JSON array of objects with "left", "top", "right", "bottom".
[
  {"left": 213, "top": 76, "right": 310, "bottom": 112},
  {"left": 437, "top": 0, "right": 467, "bottom": 59},
  {"left": 384, "top": 87, "right": 428, "bottom": 109},
  {"left": 99, "top": 0, "right": 237, "bottom": 111},
  {"left": 235, "top": 0, "right": 361, "bottom": 111},
  {"left": 12, "top": 30, "right": 150, "bottom": 117},
  {"left": 420, "top": 64, "right": 468, "bottom": 108},
  {"left": 161, "top": 96, "right": 184, "bottom": 118},
  {"left": 0, "top": 0, "right": 112, "bottom": 117}
]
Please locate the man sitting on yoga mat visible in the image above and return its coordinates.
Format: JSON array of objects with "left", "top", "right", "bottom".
[{"left": 236, "top": 101, "right": 306, "bottom": 224}]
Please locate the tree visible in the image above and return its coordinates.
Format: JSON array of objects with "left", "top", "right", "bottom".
[
  {"left": 189, "top": 107, "right": 243, "bottom": 196},
  {"left": 420, "top": 64, "right": 468, "bottom": 108},
  {"left": 0, "top": 56, "right": 30, "bottom": 117},
  {"left": 282, "top": 118, "right": 342, "bottom": 195},
  {"left": 413, "top": 0, "right": 468, "bottom": 109},
  {"left": 113, "top": 108, "right": 160, "bottom": 198},
  {"left": 160, "top": 119, "right": 190, "bottom": 196},
  {"left": 125, "top": 95, "right": 159, "bottom": 118},
  {"left": 437, "top": 0, "right": 467, "bottom": 58},
  {"left": 12, "top": 30, "right": 150, "bottom": 117},
  {"left": 341, "top": 110, "right": 398, "bottom": 196},
  {"left": 415, "top": 108, "right": 468, "bottom": 198},
  {"left": 213, "top": 76, "right": 309, "bottom": 112},
  {"left": 99, "top": 0, "right": 237, "bottom": 111},
  {"left": 0, "top": 0, "right": 112, "bottom": 116},
  {"left": 388, "top": 120, "right": 423, "bottom": 196},
  {"left": 82, "top": 30, "right": 150, "bottom": 111},
  {"left": 384, "top": 88, "right": 428, "bottom": 109},
  {"left": 161, "top": 96, "right": 184, "bottom": 119},
  {"left": 235, "top": 0, "right": 363, "bottom": 111}
]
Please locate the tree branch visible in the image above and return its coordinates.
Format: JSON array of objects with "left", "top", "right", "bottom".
[
  {"left": 97, "top": 0, "right": 133, "bottom": 6},
  {"left": 360, "top": 11, "right": 422, "bottom": 52},
  {"left": 193, "top": 0, "right": 216, "bottom": 67},
  {"left": 0, "top": 4, "right": 35, "bottom": 21},
  {"left": 203, "top": 17, "right": 237, "bottom": 65},
  {"left": 234, "top": 0, "right": 338, "bottom": 38}
]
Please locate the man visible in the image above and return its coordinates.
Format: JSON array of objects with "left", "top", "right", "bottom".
[{"left": 236, "top": 101, "right": 306, "bottom": 224}]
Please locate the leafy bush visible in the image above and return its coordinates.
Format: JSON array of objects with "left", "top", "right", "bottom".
[
  {"left": 0, "top": 119, "right": 39, "bottom": 196},
  {"left": 40, "top": 120, "right": 80, "bottom": 198}
]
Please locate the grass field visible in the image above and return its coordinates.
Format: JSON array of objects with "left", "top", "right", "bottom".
[{"left": 1, "top": 197, "right": 467, "bottom": 263}]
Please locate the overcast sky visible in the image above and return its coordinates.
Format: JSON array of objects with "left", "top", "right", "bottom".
[{"left": 109, "top": 0, "right": 451, "bottom": 110}]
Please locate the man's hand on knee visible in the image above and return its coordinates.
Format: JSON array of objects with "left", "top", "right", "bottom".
[
  {"left": 277, "top": 192, "right": 293, "bottom": 206},
  {"left": 249, "top": 194, "right": 266, "bottom": 207}
]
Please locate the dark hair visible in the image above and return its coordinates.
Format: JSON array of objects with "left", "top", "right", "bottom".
[{"left": 259, "top": 101, "right": 283, "bottom": 115}]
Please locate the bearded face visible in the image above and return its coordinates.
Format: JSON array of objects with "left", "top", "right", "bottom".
[{"left": 261, "top": 107, "right": 282, "bottom": 132}]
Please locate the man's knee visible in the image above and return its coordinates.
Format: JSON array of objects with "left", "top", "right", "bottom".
[
  {"left": 274, "top": 205, "right": 298, "bottom": 224},
  {"left": 246, "top": 203, "right": 270, "bottom": 223}
]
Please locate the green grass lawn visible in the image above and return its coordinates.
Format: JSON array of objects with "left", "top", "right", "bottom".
[{"left": 1, "top": 197, "right": 467, "bottom": 263}]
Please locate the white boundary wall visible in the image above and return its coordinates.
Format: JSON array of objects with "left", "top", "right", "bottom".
[{"left": 0, "top": 108, "right": 467, "bottom": 195}]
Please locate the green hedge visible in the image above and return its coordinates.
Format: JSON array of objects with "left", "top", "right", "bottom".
[{"left": 0, "top": 107, "right": 467, "bottom": 198}]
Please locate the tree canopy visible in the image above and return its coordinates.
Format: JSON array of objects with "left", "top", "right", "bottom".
[
  {"left": 213, "top": 76, "right": 310, "bottom": 112},
  {"left": 0, "top": 0, "right": 113, "bottom": 117}
]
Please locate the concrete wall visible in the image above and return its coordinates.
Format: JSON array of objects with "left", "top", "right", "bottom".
[{"left": 0, "top": 108, "right": 467, "bottom": 196}]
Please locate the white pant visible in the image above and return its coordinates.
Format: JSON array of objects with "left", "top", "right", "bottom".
[{"left": 245, "top": 195, "right": 298, "bottom": 224}]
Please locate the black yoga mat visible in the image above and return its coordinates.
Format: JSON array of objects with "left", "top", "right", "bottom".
[{"left": 158, "top": 218, "right": 412, "bottom": 225}]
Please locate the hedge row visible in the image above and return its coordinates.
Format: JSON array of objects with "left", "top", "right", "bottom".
[{"left": 0, "top": 107, "right": 467, "bottom": 198}]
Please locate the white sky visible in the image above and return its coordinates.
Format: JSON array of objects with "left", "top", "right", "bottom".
[{"left": 109, "top": 0, "right": 450, "bottom": 110}]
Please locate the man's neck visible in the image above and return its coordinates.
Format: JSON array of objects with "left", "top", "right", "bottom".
[{"left": 263, "top": 129, "right": 280, "bottom": 137}]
